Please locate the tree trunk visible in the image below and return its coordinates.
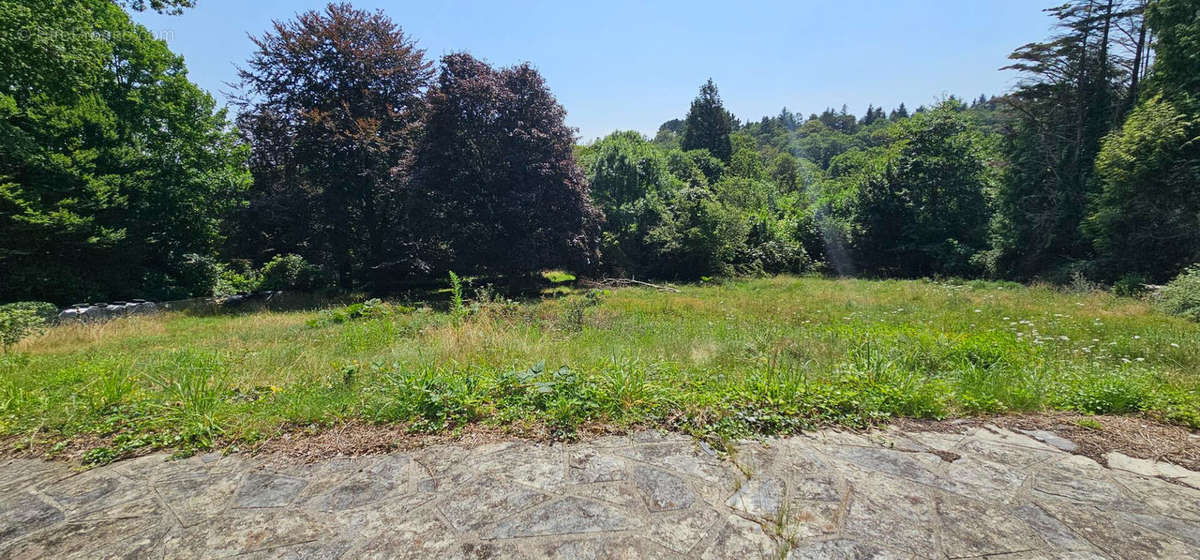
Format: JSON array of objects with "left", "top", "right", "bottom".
[{"left": 1127, "top": 5, "right": 1147, "bottom": 111}]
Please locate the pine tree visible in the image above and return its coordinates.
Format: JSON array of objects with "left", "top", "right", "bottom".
[
  {"left": 681, "top": 79, "right": 734, "bottom": 162},
  {"left": 1085, "top": 0, "right": 1200, "bottom": 281},
  {"left": 861, "top": 104, "right": 879, "bottom": 125},
  {"left": 989, "top": 0, "right": 1145, "bottom": 279}
]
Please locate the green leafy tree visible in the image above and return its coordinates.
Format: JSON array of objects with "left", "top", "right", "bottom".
[
  {"left": 1145, "top": 0, "right": 1199, "bottom": 112},
  {"left": 728, "top": 133, "right": 766, "bottom": 179},
  {"left": 819, "top": 102, "right": 995, "bottom": 277},
  {"left": 1085, "top": 96, "right": 1200, "bottom": 281},
  {"left": 644, "top": 188, "right": 748, "bottom": 278},
  {"left": 652, "top": 118, "right": 684, "bottom": 149},
  {"left": 0, "top": 0, "right": 248, "bottom": 304},
  {"left": 118, "top": 0, "right": 194, "bottom": 13},
  {"left": 769, "top": 152, "right": 802, "bottom": 192},
  {"left": 681, "top": 79, "right": 734, "bottom": 162},
  {"left": 580, "top": 131, "right": 678, "bottom": 209},
  {"left": 578, "top": 131, "right": 683, "bottom": 272},
  {"left": 0, "top": 301, "right": 56, "bottom": 352}
]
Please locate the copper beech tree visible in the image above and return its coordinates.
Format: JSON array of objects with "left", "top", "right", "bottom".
[
  {"left": 232, "top": 4, "right": 601, "bottom": 290},
  {"left": 409, "top": 53, "right": 602, "bottom": 282},
  {"left": 232, "top": 3, "right": 432, "bottom": 289}
]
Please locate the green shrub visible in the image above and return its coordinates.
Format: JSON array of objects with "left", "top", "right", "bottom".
[
  {"left": 558, "top": 290, "right": 604, "bottom": 332},
  {"left": 367, "top": 366, "right": 481, "bottom": 431},
  {"left": 0, "top": 301, "right": 57, "bottom": 352},
  {"left": 215, "top": 260, "right": 262, "bottom": 295},
  {"left": 1112, "top": 273, "right": 1149, "bottom": 298},
  {"left": 143, "top": 253, "right": 222, "bottom": 299},
  {"left": 307, "top": 299, "right": 408, "bottom": 327},
  {"left": 259, "top": 254, "right": 328, "bottom": 292},
  {"left": 1158, "top": 265, "right": 1200, "bottom": 321}
]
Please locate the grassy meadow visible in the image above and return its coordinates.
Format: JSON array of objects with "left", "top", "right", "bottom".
[{"left": 2, "top": 276, "right": 1198, "bottom": 463}]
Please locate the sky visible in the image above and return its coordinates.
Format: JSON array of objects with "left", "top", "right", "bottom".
[{"left": 130, "top": 0, "right": 1057, "bottom": 142}]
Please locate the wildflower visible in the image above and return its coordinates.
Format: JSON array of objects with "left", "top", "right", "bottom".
[{"left": 1170, "top": 343, "right": 1180, "bottom": 348}]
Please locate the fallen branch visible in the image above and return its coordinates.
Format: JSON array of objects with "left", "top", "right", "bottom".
[{"left": 583, "top": 278, "right": 681, "bottom": 293}]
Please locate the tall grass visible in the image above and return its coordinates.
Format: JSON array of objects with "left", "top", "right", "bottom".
[{"left": 2, "top": 276, "right": 1197, "bottom": 462}]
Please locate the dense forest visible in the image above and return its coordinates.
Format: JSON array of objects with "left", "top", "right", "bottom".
[{"left": 2, "top": 0, "right": 1199, "bottom": 305}]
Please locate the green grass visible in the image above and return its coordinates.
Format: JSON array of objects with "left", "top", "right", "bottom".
[{"left": 2, "top": 275, "right": 1198, "bottom": 463}]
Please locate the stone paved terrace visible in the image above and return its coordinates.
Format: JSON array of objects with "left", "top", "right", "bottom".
[{"left": 2, "top": 424, "right": 1199, "bottom": 559}]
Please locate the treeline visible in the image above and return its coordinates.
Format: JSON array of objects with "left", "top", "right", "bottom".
[
  {"left": 2, "top": 0, "right": 1198, "bottom": 305},
  {"left": 620, "top": 0, "right": 1199, "bottom": 285},
  {"left": 593, "top": 90, "right": 1002, "bottom": 280},
  {"left": 3, "top": 1, "right": 599, "bottom": 303}
]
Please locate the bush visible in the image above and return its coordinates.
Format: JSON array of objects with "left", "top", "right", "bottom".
[
  {"left": 1158, "top": 265, "right": 1200, "bottom": 321},
  {"left": 175, "top": 254, "right": 222, "bottom": 298},
  {"left": 143, "top": 253, "right": 222, "bottom": 300},
  {"left": 307, "top": 299, "right": 409, "bottom": 327},
  {"left": 0, "top": 301, "right": 57, "bottom": 352},
  {"left": 1112, "top": 273, "right": 1149, "bottom": 298},
  {"left": 215, "top": 260, "right": 262, "bottom": 296},
  {"left": 259, "top": 254, "right": 328, "bottom": 292}
]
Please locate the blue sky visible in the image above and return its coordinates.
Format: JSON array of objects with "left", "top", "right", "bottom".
[{"left": 130, "top": 0, "right": 1055, "bottom": 142}]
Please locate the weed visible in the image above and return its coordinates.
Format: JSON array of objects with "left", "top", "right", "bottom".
[
  {"left": 558, "top": 290, "right": 604, "bottom": 332},
  {"left": 1158, "top": 265, "right": 1200, "bottom": 321},
  {"left": 1113, "top": 274, "right": 1149, "bottom": 298},
  {"left": 307, "top": 298, "right": 406, "bottom": 327},
  {"left": 0, "top": 301, "right": 56, "bottom": 352},
  {"left": 448, "top": 271, "right": 466, "bottom": 318},
  {"left": 367, "top": 365, "right": 481, "bottom": 431}
]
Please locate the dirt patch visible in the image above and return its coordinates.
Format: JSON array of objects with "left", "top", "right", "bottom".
[
  {"left": 249, "top": 422, "right": 532, "bottom": 462},
  {"left": 5, "top": 414, "right": 1197, "bottom": 473},
  {"left": 994, "top": 413, "right": 1200, "bottom": 472},
  {"left": 246, "top": 421, "right": 656, "bottom": 463},
  {"left": 0, "top": 420, "right": 639, "bottom": 466},
  {"left": 896, "top": 413, "right": 1200, "bottom": 472}
]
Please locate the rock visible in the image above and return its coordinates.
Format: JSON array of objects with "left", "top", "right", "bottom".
[
  {"left": 1017, "top": 429, "right": 1079, "bottom": 452},
  {"left": 488, "top": 497, "right": 636, "bottom": 539},
  {"left": 1106, "top": 452, "right": 1200, "bottom": 489},
  {"left": 631, "top": 465, "right": 696, "bottom": 512},
  {"left": 726, "top": 477, "right": 785, "bottom": 518},
  {"left": 57, "top": 300, "right": 159, "bottom": 323}
]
